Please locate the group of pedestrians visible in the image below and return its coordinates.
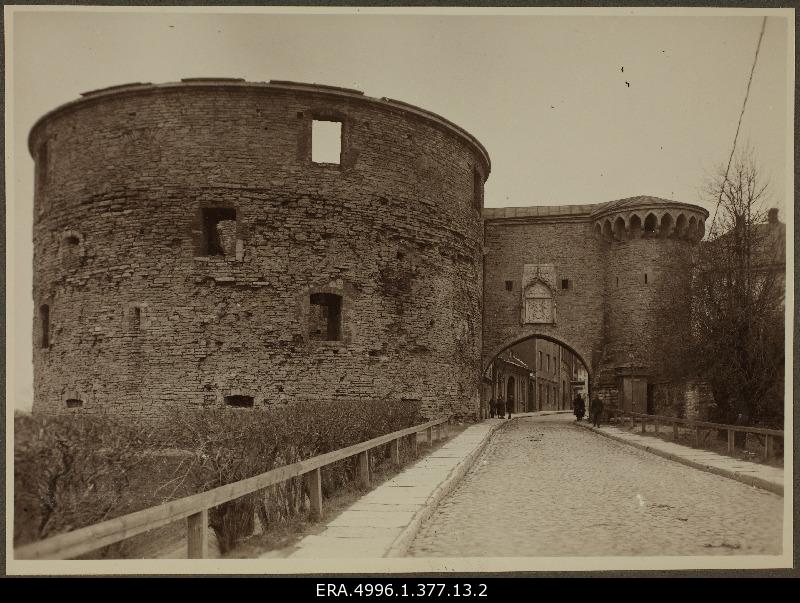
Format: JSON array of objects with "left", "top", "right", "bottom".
[
  {"left": 486, "top": 392, "right": 603, "bottom": 426},
  {"left": 573, "top": 393, "right": 604, "bottom": 427},
  {"left": 488, "top": 397, "right": 512, "bottom": 419}
]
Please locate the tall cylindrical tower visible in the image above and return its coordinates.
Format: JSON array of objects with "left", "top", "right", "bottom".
[
  {"left": 591, "top": 197, "right": 708, "bottom": 410},
  {"left": 31, "top": 79, "right": 490, "bottom": 419}
]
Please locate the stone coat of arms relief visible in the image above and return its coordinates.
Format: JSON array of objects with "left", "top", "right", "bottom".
[{"left": 521, "top": 264, "right": 556, "bottom": 325}]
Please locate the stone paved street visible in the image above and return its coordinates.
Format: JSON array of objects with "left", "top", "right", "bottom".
[{"left": 409, "top": 414, "right": 783, "bottom": 557}]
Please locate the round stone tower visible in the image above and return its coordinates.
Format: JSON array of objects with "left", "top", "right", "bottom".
[
  {"left": 30, "top": 79, "right": 490, "bottom": 419},
  {"left": 591, "top": 197, "right": 708, "bottom": 411}
]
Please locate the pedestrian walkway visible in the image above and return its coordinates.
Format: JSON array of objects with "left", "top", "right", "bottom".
[
  {"left": 274, "top": 420, "right": 501, "bottom": 559},
  {"left": 577, "top": 421, "right": 784, "bottom": 495},
  {"left": 276, "top": 410, "right": 572, "bottom": 558}
]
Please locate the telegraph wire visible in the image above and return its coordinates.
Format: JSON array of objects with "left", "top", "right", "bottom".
[{"left": 707, "top": 16, "right": 768, "bottom": 238}]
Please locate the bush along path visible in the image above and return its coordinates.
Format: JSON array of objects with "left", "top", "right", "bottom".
[{"left": 13, "top": 399, "right": 426, "bottom": 559}]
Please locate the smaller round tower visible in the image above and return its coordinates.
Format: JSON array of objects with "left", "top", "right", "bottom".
[{"left": 591, "top": 197, "right": 708, "bottom": 413}]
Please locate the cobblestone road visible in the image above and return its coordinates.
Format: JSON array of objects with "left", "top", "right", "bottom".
[{"left": 409, "top": 415, "right": 783, "bottom": 557}]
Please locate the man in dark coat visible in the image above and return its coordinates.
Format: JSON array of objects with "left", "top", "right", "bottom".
[
  {"left": 574, "top": 394, "right": 586, "bottom": 421},
  {"left": 591, "top": 396, "right": 604, "bottom": 427},
  {"left": 497, "top": 396, "right": 506, "bottom": 420},
  {"left": 489, "top": 398, "right": 496, "bottom": 418}
]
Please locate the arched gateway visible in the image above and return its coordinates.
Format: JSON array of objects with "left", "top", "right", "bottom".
[{"left": 483, "top": 196, "right": 708, "bottom": 415}]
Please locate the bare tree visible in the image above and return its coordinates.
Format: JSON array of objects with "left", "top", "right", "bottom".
[{"left": 688, "top": 147, "right": 785, "bottom": 428}]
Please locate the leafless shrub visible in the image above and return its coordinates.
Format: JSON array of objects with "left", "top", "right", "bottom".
[{"left": 15, "top": 399, "right": 423, "bottom": 556}]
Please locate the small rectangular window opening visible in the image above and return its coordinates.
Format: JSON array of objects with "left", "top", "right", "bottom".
[
  {"left": 505, "top": 280, "right": 514, "bottom": 291},
  {"left": 202, "top": 207, "right": 236, "bottom": 256},
  {"left": 225, "top": 395, "right": 254, "bottom": 408},
  {"left": 40, "top": 304, "right": 50, "bottom": 348},
  {"left": 312, "top": 120, "right": 343, "bottom": 164},
  {"left": 473, "top": 168, "right": 484, "bottom": 212},
  {"left": 561, "top": 279, "right": 571, "bottom": 290},
  {"left": 310, "top": 293, "right": 342, "bottom": 341},
  {"left": 133, "top": 307, "right": 141, "bottom": 331},
  {"left": 66, "top": 399, "right": 83, "bottom": 409},
  {"left": 644, "top": 273, "right": 648, "bottom": 284}
]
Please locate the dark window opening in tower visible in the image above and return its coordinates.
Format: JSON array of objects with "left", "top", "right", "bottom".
[
  {"left": 61, "top": 234, "right": 82, "bottom": 268},
  {"left": 473, "top": 167, "right": 484, "bottom": 213},
  {"left": 309, "top": 293, "right": 342, "bottom": 341},
  {"left": 561, "top": 279, "right": 572, "bottom": 290},
  {"left": 224, "top": 395, "right": 254, "bottom": 408},
  {"left": 312, "top": 119, "right": 342, "bottom": 164},
  {"left": 133, "top": 306, "right": 141, "bottom": 331},
  {"left": 644, "top": 273, "right": 648, "bottom": 284},
  {"left": 202, "top": 207, "right": 236, "bottom": 256},
  {"left": 505, "top": 280, "right": 514, "bottom": 291},
  {"left": 40, "top": 304, "right": 50, "bottom": 348},
  {"left": 66, "top": 399, "right": 83, "bottom": 408}
]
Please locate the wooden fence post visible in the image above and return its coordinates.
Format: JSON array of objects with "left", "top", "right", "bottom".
[
  {"left": 358, "top": 451, "right": 370, "bottom": 487},
  {"left": 727, "top": 430, "right": 735, "bottom": 454},
  {"left": 306, "top": 468, "right": 323, "bottom": 520},
  {"left": 409, "top": 433, "right": 418, "bottom": 456},
  {"left": 673, "top": 422, "right": 678, "bottom": 441},
  {"left": 187, "top": 509, "right": 208, "bottom": 559},
  {"left": 391, "top": 438, "right": 401, "bottom": 465},
  {"left": 654, "top": 417, "right": 659, "bottom": 435},
  {"left": 427, "top": 426, "right": 433, "bottom": 445},
  {"left": 764, "top": 435, "right": 772, "bottom": 461},
  {"left": 641, "top": 418, "right": 647, "bottom": 434},
  {"left": 695, "top": 426, "right": 701, "bottom": 448}
]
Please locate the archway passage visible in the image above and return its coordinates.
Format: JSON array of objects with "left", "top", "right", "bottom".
[{"left": 482, "top": 335, "right": 591, "bottom": 418}]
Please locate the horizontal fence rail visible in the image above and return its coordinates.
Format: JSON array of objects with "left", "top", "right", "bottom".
[
  {"left": 612, "top": 410, "right": 782, "bottom": 460},
  {"left": 15, "top": 415, "right": 452, "bottom": 561}
]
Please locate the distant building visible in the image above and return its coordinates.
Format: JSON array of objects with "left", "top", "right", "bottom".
[
  {"left": 485, "top": 349, "right": 534, "bottom": 414},
  {"left": 489, "top": 338, "right": 585, "bottom": 412}
]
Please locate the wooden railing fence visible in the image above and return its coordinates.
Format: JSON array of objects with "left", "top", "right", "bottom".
[
  {"left": 613, "top": 410, "right": 782, "bottom": 461},
  {"left": 15, "top": 415, "right": 452, "bottom": 560}
]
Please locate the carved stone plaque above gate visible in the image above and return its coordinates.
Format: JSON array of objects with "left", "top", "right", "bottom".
[{"left": 521, "top": 264, "right": 556, "bottom": 324}]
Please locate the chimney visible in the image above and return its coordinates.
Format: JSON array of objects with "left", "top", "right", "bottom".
[{"left": 768, "top": 208, "right": 779, "bottom": 227}]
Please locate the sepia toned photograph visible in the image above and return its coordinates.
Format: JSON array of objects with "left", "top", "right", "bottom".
[{"left": 4, "top": 5, "right": 794, "bottom": 575}]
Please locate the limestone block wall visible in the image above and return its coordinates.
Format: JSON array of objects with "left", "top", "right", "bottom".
[
  {"left": 31, "top": 80, "right": 490, "bottom": 420},
  {"left": 482, "top": 211, "right": 605, "bottom": 374}
]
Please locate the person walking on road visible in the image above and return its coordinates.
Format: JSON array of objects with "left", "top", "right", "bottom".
[
  {"left": 497, "top": 396, "right": 506, "bottom": 420},
  {"left": 574, "top": 394, "right": 586, "bottom": 421},
  {"left": 489, "top": 398, "right": 496, "bottom": 418},
  {"left": 506, "top": 401, "right": 512, "bottom": 420},
  {"left": 590, "top": 395, "right": 604, "bottom": 427}
]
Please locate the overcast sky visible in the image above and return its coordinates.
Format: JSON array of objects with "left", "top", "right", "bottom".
[{"left": 6, "top": 8, "right": 792, "bottom": 410}]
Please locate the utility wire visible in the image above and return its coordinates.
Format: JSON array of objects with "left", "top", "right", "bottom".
[{"left": 707, "top": 16, "right": 768, "bottom": 238}]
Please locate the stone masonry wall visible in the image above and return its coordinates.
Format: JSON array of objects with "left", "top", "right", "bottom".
[
  {"left": 601, "top": 236, "right": 694, "bottom": 379},
  {"left": 482, "top": 217, "right": 605, "bottom": 375},
  {"left": 31, "top": 82, "right": 489, "bottom": 420}
]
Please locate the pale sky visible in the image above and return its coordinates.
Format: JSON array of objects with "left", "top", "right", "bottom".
[{"left": 6, "top": 8, "right": 792, "bottom": 410}]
